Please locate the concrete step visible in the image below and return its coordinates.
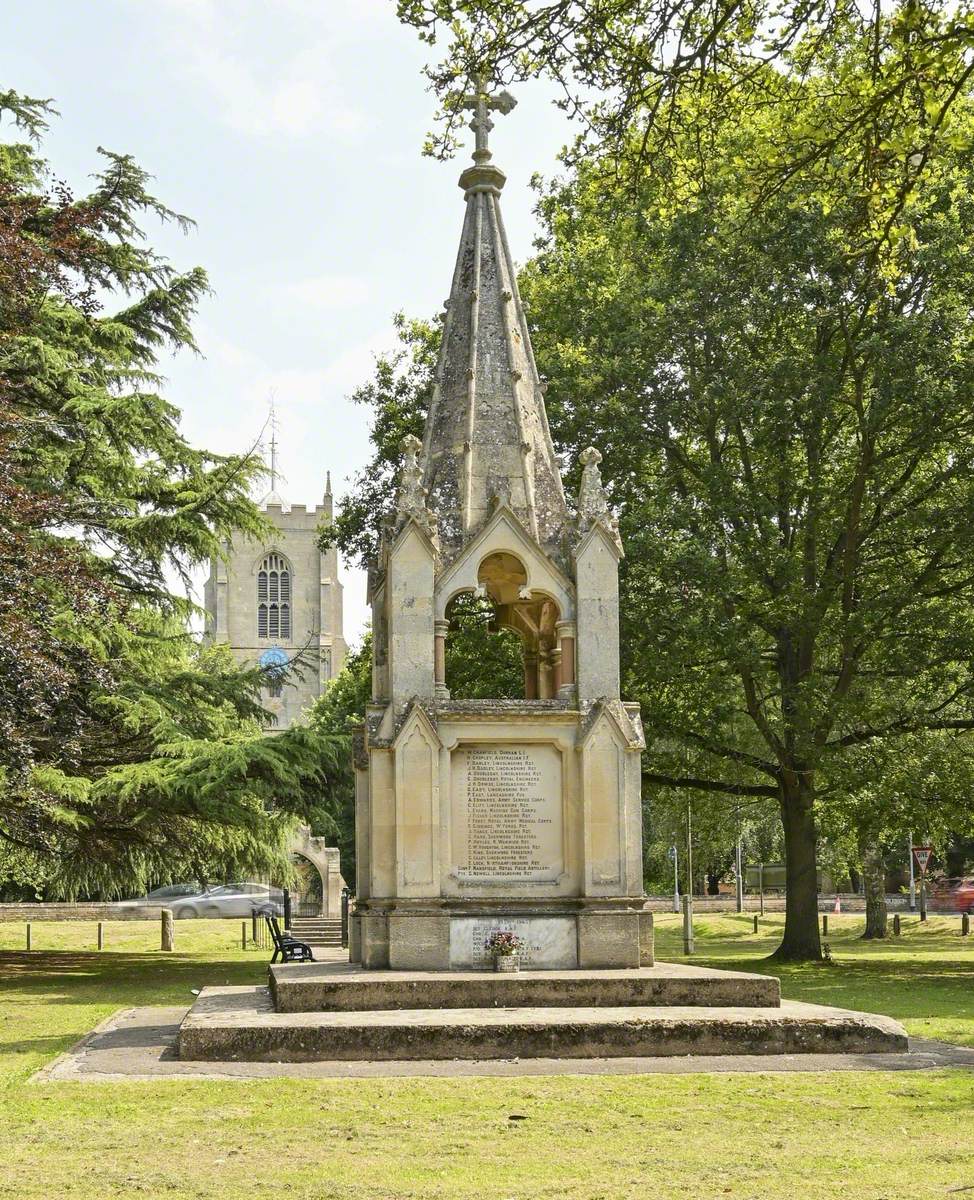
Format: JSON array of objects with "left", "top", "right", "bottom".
[
  {"left": 177, "top": 985, "right": 909, "bottom": 1063},
  {"left": 268, "top": 961, "right": 781, "bottom": 1013}
]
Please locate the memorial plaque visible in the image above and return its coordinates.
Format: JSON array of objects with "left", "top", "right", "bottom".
[
  {"left": 450, "top": 916, "right": 577, "bottom": 969},
  {"left": 451, "top": 744, "right": 563, "bottom": 887}
]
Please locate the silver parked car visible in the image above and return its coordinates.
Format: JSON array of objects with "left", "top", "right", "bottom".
[
  {"left": 116, "top": 883, "right": 206, "bottom": 907},
  {"left": 169, "top": 882, "right": 284, "bottom": 920}
]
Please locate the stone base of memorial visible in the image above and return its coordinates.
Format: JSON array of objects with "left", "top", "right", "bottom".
[
  {"left": 350, "top": 699, "right": 653, "bottom": 972},
  {"left": 354, "top": 897, "right": 654, "bottom": 972}
]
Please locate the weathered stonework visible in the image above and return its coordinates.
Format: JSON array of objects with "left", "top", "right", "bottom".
[
  {"left": 351, "top": 86, "right": 651, "bottom": 971},
  {"left": 290, "top": 826, "right": 346, "bottom": 918},
  {"left": 203, "top": 478, "right": 346, "bottom": 730}
]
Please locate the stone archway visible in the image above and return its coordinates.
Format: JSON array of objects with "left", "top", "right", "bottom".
[{"left": 289, "top": 825, "right": 345, "bottom": 917}]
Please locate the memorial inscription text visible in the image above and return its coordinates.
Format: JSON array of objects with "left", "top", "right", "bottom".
[{"left": 453, "top": 744, "right": 562, "bottom": 885}]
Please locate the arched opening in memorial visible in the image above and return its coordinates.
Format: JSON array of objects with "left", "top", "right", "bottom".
[
  {"left": 442, "top": 551, "right": 567, "bottom": 700},
  {"left": 444, "top": 590, "right": 523, "bottom": 699}
]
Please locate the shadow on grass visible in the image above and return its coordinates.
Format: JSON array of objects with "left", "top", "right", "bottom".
[
  {"left": 0, "top": 1032, "right": 86, "bottom": 1056},
  {"left": 0, "top": 951, "right": 267, "bottom": 1008}
]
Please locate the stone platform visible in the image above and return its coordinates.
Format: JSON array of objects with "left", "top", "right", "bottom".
[
  {"left": 177, "top": 960, "right": 908, "bottom": 1064},
  {"left": 269, "top": 960, "right": 780, "bottom": 1012},
  {"left": 38, "top": 1005, "right": 971, "bottom": 1080}
]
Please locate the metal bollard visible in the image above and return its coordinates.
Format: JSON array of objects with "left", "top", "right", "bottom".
[
  {"left": 97, "top": 921, "right": 104, "bottom": 951},
  {"left": 753, "top": 914, "right": 758, "bottom": 934},
  {"left": 963, "top": 913, "right": 971, "bottom": 937},
  {"left": 893, "top": 914, "right": 901, "bottom": 936},
  {"left": 822, "top": 914, "right": 828, "bottom": 936},
  {"left": 241, "top": 921, "right": 247, "bottom": 950},
  {"left": 26, "top": 922, "right": 31, "bottom": 951},
  {"left": 682, "top": 892, "right": 694, "bottom": 955},
  {"left": 341, "top": 887, "right": 350, "bottom": 949},
  {"left": 161, "top": 908, "right": 174, "bottom": 952}
]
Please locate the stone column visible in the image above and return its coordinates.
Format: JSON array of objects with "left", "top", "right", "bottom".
[
  {"left": 550, "top": 645, "right": 563, "bottom": 694},
  {"left": 523, "top": 650, "right": 539, "bottom": 699},
  {"left": 434, "top": 619, "right": 450, "bottom": 698},
  {"left": 538, "top": 647, "right": 557, "bottom": 699},
  {"left": 557, "top": 620, "right": 576, "bottom": 698}
]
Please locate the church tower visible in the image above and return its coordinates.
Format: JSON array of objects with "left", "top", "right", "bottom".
[
  {"left": 351, "top": 84, "right": 650, "bottom": 971},
  {"left": 203, "top": 423, "right": 347, "bottom": 730}
]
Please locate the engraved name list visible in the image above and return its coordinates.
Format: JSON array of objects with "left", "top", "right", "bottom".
[{"left": 453, "top": 744, "right": 562, "bottom": 885}]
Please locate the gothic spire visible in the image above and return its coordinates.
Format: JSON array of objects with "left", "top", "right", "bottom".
[{"left": 419, "top": 80, "right": 568, "bottom": 563}]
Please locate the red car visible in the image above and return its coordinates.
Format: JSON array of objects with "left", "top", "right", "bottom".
[{"left": 950, "top": 879, "right": 974, "bottom": 913}]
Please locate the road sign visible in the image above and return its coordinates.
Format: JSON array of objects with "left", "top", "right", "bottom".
[{"left": 912, "top": 846, "right": 933, "bottom": 873}]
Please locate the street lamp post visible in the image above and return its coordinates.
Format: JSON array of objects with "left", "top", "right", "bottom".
[
  {"left": 735, "top": 837, "right": 744, "bottom": 914},
  {"left": 684, "top": 801, "right": 694, "bottom": 955},
  {"left": 668, "top": 844, "right": 679, "bottom": 913},
  {"left": 908, "top": 832, "right": 916, "bottom": 911}
]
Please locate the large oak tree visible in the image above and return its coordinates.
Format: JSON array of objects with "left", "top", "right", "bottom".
[{"left": 518, "top": 69, "right": 974, "bottom": 958}]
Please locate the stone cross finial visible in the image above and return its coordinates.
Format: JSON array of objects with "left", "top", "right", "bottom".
[
  {"left": 461, "top": 76, "right": 517, "bottom": 163},
  {"left": 576, "top": 446, "right": 622, "bottom": 552}
]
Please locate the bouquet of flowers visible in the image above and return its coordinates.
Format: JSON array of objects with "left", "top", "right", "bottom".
[{"left": 485, "top": 930, "right": 524, "bottom": 958}]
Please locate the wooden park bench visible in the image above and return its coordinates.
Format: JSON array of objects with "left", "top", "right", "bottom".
[{"left": 263, "top": 913, "right": 314, "bottom": 964}]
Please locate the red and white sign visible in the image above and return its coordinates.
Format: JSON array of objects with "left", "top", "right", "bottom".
[{"left": 912, "top": 846, "right": 933, "bottom": 873}]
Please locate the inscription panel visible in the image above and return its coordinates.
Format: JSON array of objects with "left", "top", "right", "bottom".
[
  {"left": 451, "top": 744, "right": 563, "bottom": 888},
  {"left": 449, "top": 916, "right": 577, "bottom": 969}
]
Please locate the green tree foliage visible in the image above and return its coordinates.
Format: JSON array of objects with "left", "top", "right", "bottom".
[
  {"left": 517, "top": 62, "right": 974, "bottom": 956},
  {"left": 306, "top": 636, "right": 375, "bottom": 883},
  {"left": 398, "top": 0, "right": 974, "bottom": 259},
  {"left": 0, "top": 91, "right": 345, "bottom": 895},
  {"left": 444, "top": 593, "right": 524, "bottom": 700}
]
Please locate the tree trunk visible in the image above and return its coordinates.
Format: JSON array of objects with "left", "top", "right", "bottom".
[
  {"left": 860, "top": 838, "right": 888, "bottom": 939},
  {"left": 706, "top": 869, "right": 721, "bottom": 895},
  {"left": 848, "top": 865, "right": 862, "bottom": 894},
  {"left": 773, "top": 777, "right": 823, "bottom": 961}
]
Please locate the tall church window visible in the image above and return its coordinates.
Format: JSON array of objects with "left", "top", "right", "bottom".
[{"left": 257, "top": 553, "right": 292, "bottom": 640}]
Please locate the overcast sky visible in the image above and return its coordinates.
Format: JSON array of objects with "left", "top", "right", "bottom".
[{"left": 3, "top": 0, "right": 574, "bottom": 643}]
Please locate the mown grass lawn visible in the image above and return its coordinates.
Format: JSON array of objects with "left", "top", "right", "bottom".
[{"left": 0, "top": 914, "right": 972, "bottom": 1200}]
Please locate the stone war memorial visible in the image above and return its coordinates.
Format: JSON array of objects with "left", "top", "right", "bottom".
[
  {"left": 177, "top": 83, "right": 908, "bottom": 1065},
  {"left": 349, "top": 81, "right": 650, "bottom": 973}
]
